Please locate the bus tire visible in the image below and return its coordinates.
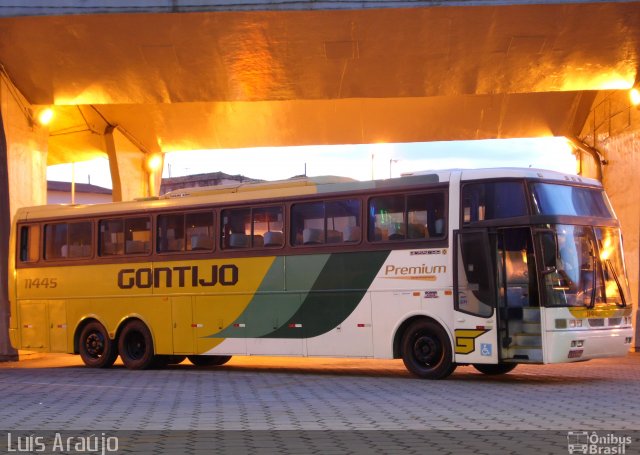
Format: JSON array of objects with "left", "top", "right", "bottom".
[
  {"left": 118, "top": 320, "right": 155, "bottom": 370},
  {"left": 78, "top": 321, "right": 118, "bottom": 368},
  {"left": 401, "top": 319, "right": 456, "bottom": 379},
  {"left": 188, "top": 355, "right": 232, "bottom": 367},
  {"left": 473, "top": 363, "right": 517, "bottom": 375}
]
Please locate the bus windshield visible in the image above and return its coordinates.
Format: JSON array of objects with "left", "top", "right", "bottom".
[
  {"left": 541, "top": 225, "right": 629, "bottom": 308},
  {"left": 530, "top": 183, "right": 614, "bottom": 218}
]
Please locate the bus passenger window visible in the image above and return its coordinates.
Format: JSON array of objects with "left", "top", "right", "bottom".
[
  {"left": 253, "top": 206, "right": 283, "bottom": 248},
  {"left": 407, "top": 193, "right": 446, "bottom": 239},
  {"left": 369, "top": 192, "right": 445, "bottom": 242},
  {"left": 68, "top": 222, "right": 92, "bottom": 258},
  {"left": 124, "top": 217, "right": 151, "bottom": 255},
  {"left": 45, "top": 223, "right": 67, "bottom": 259},
  {"left": 44, "top": 222, "right": 92, "bottom": 259},
  {"left": 157, "top": 214, "right": 185, "bottom": 253},
  {"left": 291, "top": 202, "right": 324, "bottom": 245},
  {"left": 222, "top": 208, "right": 251, "bottom": 249},
  {"left": 19, "top": 225, "right": 40, "bottom": 263},
  {"left": 186, "top": 212, "right": 214, "bottom": 251},
  {"left": 291, "top": 199, "right": 360, "bottom": 246},
  {"left": 368, "top": 195, "right": 405, "bottom": 241},
  {"left": 100, "top": 219, "right": 124, "bottom": 256},
  {"left": 462, "top": 182, "right": 527, "bottom": 223},
  {"left": 325, "top": 199, "right": 360, "bottom": 244}
]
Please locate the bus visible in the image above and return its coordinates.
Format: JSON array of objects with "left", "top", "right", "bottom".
[{"left": 8, "top": 168, "right": 634, "bottom": 379}]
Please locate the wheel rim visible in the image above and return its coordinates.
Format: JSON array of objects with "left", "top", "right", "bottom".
[
  {"left": 412, "top": 334, "right": 442, "bottom": 367},
  {"left": 124, "top": 331, "right": 146, "bottom": 360},
  {"left": 84, "top": 331, "right": 105, "bottom": 358}
]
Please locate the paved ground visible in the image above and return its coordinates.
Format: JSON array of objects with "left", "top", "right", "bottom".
[{"left": 0, "top": 352, "right": 638, "bottom": 454}]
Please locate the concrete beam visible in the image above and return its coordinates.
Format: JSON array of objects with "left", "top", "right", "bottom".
[
  {"left": 0, "top": 0, "right": 577, "bottom": 17},
  {"left": 104, "top": 125, "right": 156, "bottom": 201},
  {"left": 0, "top": 75, "right": 48, "bottom": 360},
  {"left": 579, "top": 89, "right": 640, "bottom": 352}
]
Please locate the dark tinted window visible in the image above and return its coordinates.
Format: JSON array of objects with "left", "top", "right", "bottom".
[
  {"left": 19, "top": 225, "right": 40, "bottom": 262},
  {"left": 222, "top": 206, "right": 283, "bottom": 249},
  {"left": 530, "top": 183, "right": 613, "bottom": 218},
  {"left": 369, "top": 192, "right": 446, "bottom": 241},
  {"left": 158, "top": 212, "right": 214, "bottom": 252},
  {"left": 99, "top": 217, "right": 150, "bottom": 256},
  {"left": 185, "top": 212, "right": 214, "bottom": 251},
  {"left": 291, "top": 199, "right": 361, "bottom": 246},
  {"left": 462, "top": 182, "right": 527, "bottom": 223},
  {"left": 45, "top": 221, "right": 92, "bottom": 259},
  {"left": 157, "top": 214, "right": 185, "bottom": 253}
]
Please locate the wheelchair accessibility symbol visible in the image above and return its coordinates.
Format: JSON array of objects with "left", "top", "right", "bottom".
[{"left": 480, "top": 343, "right": 492, "bottom": 356}]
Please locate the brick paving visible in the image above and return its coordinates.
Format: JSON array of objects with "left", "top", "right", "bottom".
[{"left": 0, "top": 353, "right": 638, "bottom": 453}]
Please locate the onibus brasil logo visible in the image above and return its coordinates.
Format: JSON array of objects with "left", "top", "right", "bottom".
[{"left": 567, "top": 431, "right": 632, "bottom": 454}]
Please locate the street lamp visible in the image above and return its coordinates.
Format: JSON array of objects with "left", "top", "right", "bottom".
[
  {"left": 389, "top": 159, "right": 399, "bottom": 178},
  {"left": 371, "top": 153, "right": 375, "bottom": 180}
]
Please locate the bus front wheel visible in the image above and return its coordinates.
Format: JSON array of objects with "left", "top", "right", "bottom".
[
  {"left": 118, "top": 320, "right": 155, "bottom": 370},
  {"left": 78, "top": 321, "right": 118, "bottom": 368},
  {"left": 473, "top": 363, "right": 517, "bottom": 375},
  {"left": 401, "top": 319, "right": 456, "bottom": 379},
  {"left": 188, "top": 355, "right": 232, "bottom": 367}
]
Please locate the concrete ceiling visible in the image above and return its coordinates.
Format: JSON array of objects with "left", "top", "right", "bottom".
[{"left": 0, "top": 1, "right": 638, "bottom": 164}]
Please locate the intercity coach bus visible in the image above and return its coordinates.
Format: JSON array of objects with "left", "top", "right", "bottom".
[{"left": 8, "top": 168, "right": 634, "bottom": 379}]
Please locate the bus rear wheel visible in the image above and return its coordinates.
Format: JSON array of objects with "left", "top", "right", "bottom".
[
  {"left": 118, "top": 320, "right": 155, "bottom": 370},
  {"left": 401, "top": 319, "right": 456, "bottom": 379},
  {"left": 188, "top": 355, "right": 232, "bottom": 367},
  {"left": 473, "top": 363, "right": 517, "bottom": 375},
  {"left": 78, "top": 321, "right": 118, "bottom": 368}
]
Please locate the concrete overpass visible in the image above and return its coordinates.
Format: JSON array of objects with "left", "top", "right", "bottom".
[{"left": 1, "top": 0, "right": 639, "bottom": 358}]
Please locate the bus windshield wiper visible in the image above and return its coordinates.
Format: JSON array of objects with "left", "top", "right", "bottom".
[
  {"left": 588, "top": 255, "right": 596, "bottom": 309},
  {"left": 605, "top": 259, "right": 627, "bottom": 308}
]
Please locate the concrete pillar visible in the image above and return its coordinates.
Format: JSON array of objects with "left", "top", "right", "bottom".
[
  {"left": 578, "top": 89, "right": 640, "bottom": 352},
  {"left": 0, "top": 76, "right": 48, "bottom": 360},
  {"left": 104, "top": 125, "right": 156, "bottom": 201}
]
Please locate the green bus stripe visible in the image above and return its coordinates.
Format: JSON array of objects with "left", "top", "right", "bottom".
[
  {"left": 212, "top": 254, "right": 331, "bottom": 338},
  {"left": 264, "top": 250, "right": 389, "bottom": 338}
]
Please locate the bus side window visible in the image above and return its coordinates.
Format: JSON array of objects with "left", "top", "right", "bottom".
[
  {"left": 124, "top": 217, "right": 151, "bottom": 255},
  {"left": 368, "top": 195, "right": 404, "bottom": 241},
  {"left": 68, "top": 222, "right": 92, "bottom": 258},
  {"left": 19, "top": 225, "right": 40, "bottom": 263},
  {"left": 407, "top": 192, "right": 446, "bottom": 239},
  {"left": 325, "top": 199, "right": 360, "bottom": 244},
  {"left": 221, "top": 208, "right": 251, "bottom": 249},
  {"left": 291, "top": 202, "right": 324, "bottom": 246},
  {"left": 462, "top": 182, "right": 527, "bottom": 224},
  {"left": 44, "top": 223, "right": 68, "bottom": 260},
  {"left": 186, "top": 212, "right": 214, "bottom": 251},
  {"left": 369, "top": 192, "right": 446, "bottom": 242},
  {"left": 158, "top": 214, "right": 185, "bottom": 253},
  {"left": 291, "top": 199, "right": 360, "bottom": 246},
  {"left": 253, "top": 206, "right": 283, "bottom": 248},
  {"left": 100, "top": 218, "right": 124, "bottom": 256}
]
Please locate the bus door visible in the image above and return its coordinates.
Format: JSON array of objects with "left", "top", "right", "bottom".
[
  {"left": 453, "top": 229, "right": 499, "bottom": 364},
  {"left": 496, "top": 228, "right": 542, "bottom": 363}
]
